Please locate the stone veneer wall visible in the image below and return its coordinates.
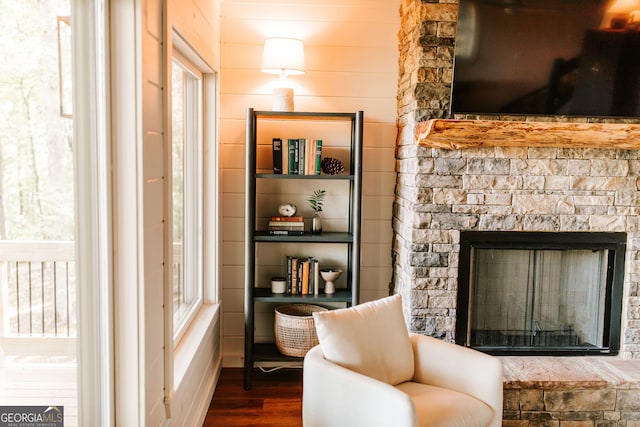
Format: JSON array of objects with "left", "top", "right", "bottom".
[
  {"left": 394, "top": 0, "right": 640, "bottom": 358},
  {"left": 393, "top": 143, "right": 640, "bottom": 357},
  {"left": 397, "top": 0, "right": 457, "bottom": 141}
]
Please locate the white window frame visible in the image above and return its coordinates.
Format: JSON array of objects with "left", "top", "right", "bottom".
[
  {"left": 164, "top": 32, "right": 219, "bottom": 413},
  {"left": 171, "top": 52, "right": 204, "bottom": 344},
  {"left": 72, "top": 0, "right": 113, "bottom": 425}
]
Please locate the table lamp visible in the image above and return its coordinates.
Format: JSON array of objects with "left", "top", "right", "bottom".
[
  {"left": 601, "top": 0, "right": 640, "bottom": 29},
  {"left": 261, "top": 37, "right": 305, "bottom": 111}
]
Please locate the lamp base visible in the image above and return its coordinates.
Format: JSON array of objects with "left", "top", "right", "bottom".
[{"left": 272, "top": 87, "right": 294, "bottom": 112}]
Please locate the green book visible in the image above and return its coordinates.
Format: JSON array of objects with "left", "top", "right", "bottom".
[
  {"left": 298, "top": 138, "right": 306, "bottom": 176},
  {"left": 287, "top": 139, "right": 297, "bottom": 175},
  {"left": 314, "top": 139, "right": 323, "bottom": 175}
]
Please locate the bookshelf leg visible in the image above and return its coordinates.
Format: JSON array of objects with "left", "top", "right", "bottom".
[{"left": 243, "top": 364, "right": 252, "bottom": 390}]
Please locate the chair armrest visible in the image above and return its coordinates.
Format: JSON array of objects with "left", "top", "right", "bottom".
[
  {"left": 410, "top": 334, "right": 503, "bottom": 427},
  {"left": 303, "top": 345, "right": 418, "bottom": 427}
]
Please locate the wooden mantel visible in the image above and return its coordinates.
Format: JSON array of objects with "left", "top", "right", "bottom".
[{"left": 415, "top": 119, "right": 640, "bottom": 150}]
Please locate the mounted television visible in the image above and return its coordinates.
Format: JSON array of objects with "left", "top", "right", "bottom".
[{"left": 451, "top": 0, "right": 640, "bottom": 118}]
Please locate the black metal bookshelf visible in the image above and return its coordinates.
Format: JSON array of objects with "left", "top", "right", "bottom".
[{"left": 244, "top": 108, "right": 363, "bottom": 389}]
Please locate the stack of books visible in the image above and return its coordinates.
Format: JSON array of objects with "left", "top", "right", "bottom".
[
  {"left": 268, "top": 216, "right": 304, "bottom": 236},
  {"left": 286, "top": 256, "right": 320, "bottom": 295},
  {"left": 272, "top": 137, "right": 322, "bottom": 175}
]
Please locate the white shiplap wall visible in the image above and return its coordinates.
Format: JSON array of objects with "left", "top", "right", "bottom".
[{"left": 220, "top": 0, "right": 400, "bottom": 366}]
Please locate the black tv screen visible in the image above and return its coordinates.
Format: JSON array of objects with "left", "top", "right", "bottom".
[{"left": 451, "top": 0, "right": 640, "bottom": 118}]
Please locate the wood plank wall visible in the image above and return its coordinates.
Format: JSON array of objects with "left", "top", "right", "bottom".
[{"left": 219, "top": 0, "right": 401, "bottom": 366}]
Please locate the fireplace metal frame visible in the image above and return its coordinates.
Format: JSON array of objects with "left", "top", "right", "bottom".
[{"left": 456, "top": 231, "right": 626, "bottom": 356}]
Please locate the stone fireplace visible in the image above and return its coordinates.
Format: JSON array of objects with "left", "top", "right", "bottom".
[
  {"left": 395, "top": 0, "right": 640, "bottom": 361},
  {"left": 394, "top": 1, "right": 640, "bottom": 423},
  {"left": 392, "top": 141, "right": 640, "bottom": 359}
]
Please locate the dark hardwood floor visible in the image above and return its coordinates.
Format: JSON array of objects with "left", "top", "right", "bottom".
[{"left": 203, "top": 367, "right": 303, "bottom": 426}]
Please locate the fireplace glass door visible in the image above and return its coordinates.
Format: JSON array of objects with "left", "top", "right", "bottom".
[
  {"left": 470, "top": 248, "right": 607, "bottom": 349},
  {"left": 457, "top": 232, "right": 625, "bottom": 355}
]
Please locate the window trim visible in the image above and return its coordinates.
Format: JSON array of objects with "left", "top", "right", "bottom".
[
  {"left": 171, "top": 55, "right": 205, "bottom": 344},
  {"left": 163, "top": 30, "right": 219, "bottom": 417},
  {"left": 72, "top": 0, "right": 113, "bottom": 425}
]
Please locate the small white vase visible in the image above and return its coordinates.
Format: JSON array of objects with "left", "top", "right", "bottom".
[{"left": 320, "top": 269, "right": 342, "bottom": 294}]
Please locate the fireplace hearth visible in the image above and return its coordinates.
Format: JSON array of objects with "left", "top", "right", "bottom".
[{"left": 456, "top": 231, "right": 625, "bottom": 355}]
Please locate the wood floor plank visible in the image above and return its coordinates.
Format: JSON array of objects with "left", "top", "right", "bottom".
[
  {"left": 203, "top": 368, "right": 303, "bottom": 426},
  {"left": 263, "top": 399, "right": 303, "bottom": 427}
]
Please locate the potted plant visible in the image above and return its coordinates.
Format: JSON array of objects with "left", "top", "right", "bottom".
[{"left": 308, "top": 189, "right": 326, "bottom": 234}]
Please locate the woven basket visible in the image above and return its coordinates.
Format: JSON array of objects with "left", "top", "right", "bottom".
[{"left": 275, "top": 304, "right": 328, "bottom": 357}]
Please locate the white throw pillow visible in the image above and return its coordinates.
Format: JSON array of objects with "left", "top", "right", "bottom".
[{"left": 312, "top": 294, "right": 414, "bottom": 385}]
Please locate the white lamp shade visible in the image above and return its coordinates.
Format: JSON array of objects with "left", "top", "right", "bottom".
[
  {"left": 607, "top": 0, "right": 640, "bottom": 13},
  {"left": 261, "top": 38, "right": 305, "bottom": 76},
  {"left": 602, "top": 0, "right": 640, "bottom": 27}
]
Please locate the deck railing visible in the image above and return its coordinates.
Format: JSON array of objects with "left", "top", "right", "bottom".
[
  {"left": 0, "top": 241, "right": 76, "bottom": 337},
  {"left": 0, "top": 240, "right": 186, "bottom": 339}
]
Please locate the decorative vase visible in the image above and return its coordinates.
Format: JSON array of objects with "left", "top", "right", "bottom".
[
  {"left": 320, "top": 269, "right": 342, "bottom": 294},
  {"left": 311, "top": 212, "right": 322, "bottom": 234}
]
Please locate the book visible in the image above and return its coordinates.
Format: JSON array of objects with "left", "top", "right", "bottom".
[
  {"left": 301, "top": 260, "right": 310, "bottom": 295},
  {"left": 291, "top": 257, "right": 299, "bottom": 294},
  {"left": 314, "top": 139, "right": 323, "bottom": 175},
  {"left": 287, "top": 139, "right": 298, "bottom": 175},
  {"left": 307, "top": 258, "right": 313, "bottom": 295},
  {"left": 269, "top": 227, "right": 304, "bottom": 233},
  {"left": 294, "top": 139, "right": 300, "bottom": 174},
  {"left": 304, "top": 138, "right": 313, "bottom": 175},
  {"left": 298, "top": 138, "right": 306, "bottom": 175},
  {"left": 312, "top": 257, "right": 319, "bottom": 296},
  {"left": 272, "top": 138, "right": 282, "bottom": 174},
  {"left": 268, "top": 229, "right": 304, "bottom": 236},
  {"left": 270, "top": 216, "right": 303, "bottom": 222},
  {"left": 269, "top": 222, "right": 304, "bottom": 227},
  {"left": 269, "top": 219, "right": 304, "bottom": 229},
  {"left": 286, "top": 256, "right": 293, "bottom": 294},
  {"left": 269, "top": 226, "right": 304, "bottom": 232},
  {"left": 306, "top": 257, "right": 315, "bottom": 295},
  {"left": 282, "top": 139, "right": 289, "bottom": 174}
]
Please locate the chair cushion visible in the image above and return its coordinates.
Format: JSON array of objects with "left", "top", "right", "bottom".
[
  {"left": 396, "top": 382, "right": 494, "bottom": 427},
  {"left": 312, "top": 294, "right": 414, "bottom": 385}
]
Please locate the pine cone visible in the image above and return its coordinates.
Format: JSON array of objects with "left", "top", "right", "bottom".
[{"left": 321, "top": 157, "right": 345, "bottom": 175}]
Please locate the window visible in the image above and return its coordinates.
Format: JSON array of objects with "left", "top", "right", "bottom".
[
  {"left": 171, "top": 54, "right": 204, "bottom": 342},
  {"left": 164, "top": 34, "right": 219, "bottom": 415}
]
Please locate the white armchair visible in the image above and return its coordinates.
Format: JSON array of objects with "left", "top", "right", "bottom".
[{"left": 303, "top": 295, "right": 503, "bottom": 427}]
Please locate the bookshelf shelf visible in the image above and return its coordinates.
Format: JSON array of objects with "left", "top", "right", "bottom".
[
  {"left": 254, "top": 110, "right": 357, "bottom": 121},
  {"left": 253, "top": 288, "right": 353, "bottom": 303},
  {"left": 255, "top": 174, "right": 354, "bottom": 180},
  {"left": 253, "top": 231, "right": 353, "bottom": 243},
  {"left": 253, "top": 343, "right": 303, "bottom": 362},
  {"left": 244, "top": 108, "right": 363, "bottom": 389}
]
